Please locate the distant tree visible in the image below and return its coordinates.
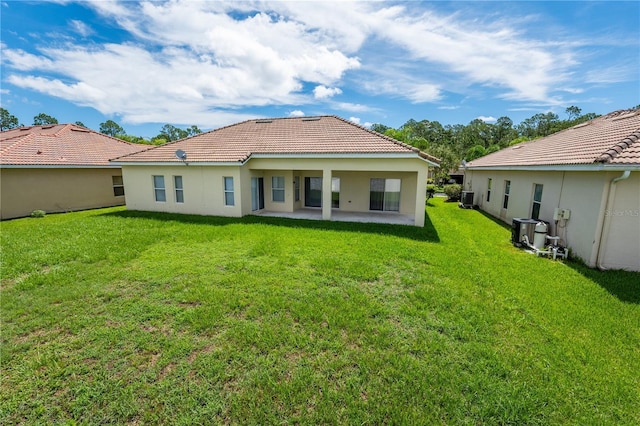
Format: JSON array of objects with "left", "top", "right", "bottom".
[
  {"left": 150, "top": 136, "right": 168, "bottom": 145},
  {"left": 74, "top": 121, "right": 87, "bottom": 128},
  {"left": 565, "top": 106, "right": 582, "bottom": 120},
  {"left": 33, "top": 113, "right": 58, "bottom": 125},
  {"left": 466, "top": 145, "right": 487, "bottom": 161},
  {"left": 100, "top": 120, "right": 125, "bottom": 137},
  {"left": 1, "top": 108, "right": 19, "bottom": 130},
  {"left": 517, "top": 112, "right": 559, "bottom": 138},
  {"left": 370, "top": 123, "right": 390, "bottom": 134},
  {"left": 157, "top": 124, "right": 188, "bottom": 142},
  {"left": 186, "top": 125, "right": 202, "bottom": 137},
  {"left": 117, "top": 134, "right": 152, "bottom": 145}
]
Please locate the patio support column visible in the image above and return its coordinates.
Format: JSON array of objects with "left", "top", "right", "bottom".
[
  {"left": 414, "top": 168, "right": 427, "bottom": 227},
  {"left": 322, "top": 168, "right": 332, "bottom": 221}
]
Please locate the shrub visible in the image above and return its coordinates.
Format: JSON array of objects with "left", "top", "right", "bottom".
[
  {"left": 30, "top": 210, "right": 46, "bottom": 218},
  {"left": 443, "top": 184, "right": 461, "bottom": 201}
]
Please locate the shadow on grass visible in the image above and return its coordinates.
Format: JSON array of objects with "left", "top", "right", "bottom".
[
  {"left": 471, "top": 208, "right": 640, "bottom": 303},
  {"left": 100, "top": 209, "right": 440, "bottom": 243},
  {"left": 567, "top": 262, "right": 640, "bottom": 304}
]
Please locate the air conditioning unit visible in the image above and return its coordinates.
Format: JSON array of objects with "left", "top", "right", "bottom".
[
  {"left": 461, "top": 191, "right": 474, "bottom": 208},
  {"left": 511, "top": 218, "right": 538, "bottom": 247}
]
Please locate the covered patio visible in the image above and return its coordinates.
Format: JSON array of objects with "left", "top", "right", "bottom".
[{"left": 253, "top": 208, "right": 417, "bottom": 226}]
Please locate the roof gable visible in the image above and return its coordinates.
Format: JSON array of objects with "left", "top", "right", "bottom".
[
  {"left": 113, "top": 116, "right": 439, "bottom": 164},
  {"left": 0, "top": 124, "right": 148, "bottom": 167},
  {"left": 466, "top": 110, "right": 640, "bottom": 169}
]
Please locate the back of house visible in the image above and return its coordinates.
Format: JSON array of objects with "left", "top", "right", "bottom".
[
  {"left": 0, "top": 124, "right": 147, "bottom": 219},
  {"left": 464, "top": 109, "right": 640, "bottom": 271}
]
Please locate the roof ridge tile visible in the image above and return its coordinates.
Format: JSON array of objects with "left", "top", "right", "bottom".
[{"left": 596, "top": 130, "right": 640, "bottom": 163}]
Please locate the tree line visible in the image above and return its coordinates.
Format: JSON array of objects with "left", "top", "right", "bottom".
[
  {"left": 0, "top": 109, "right": 202, "bottom": 144},
  {"left": 370, "top": 105, "right": 640, "bottom": 181},
  {"left": 3, "top": 105, "right": 638, "bottom": 178}
]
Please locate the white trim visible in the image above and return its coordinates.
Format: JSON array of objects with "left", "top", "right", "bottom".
[
  {"left": 1, "top": 164, "right": 123, "bottom": 169},
  {"left": 250, "top": 153, "right": 438, "bottom": 166},
  {"left": 111, "top": 153, "right": 439, "bottom": 167},
  {"left": 111, "top": 161, "right": 242, "bottom": 167},
  {"left": 465, "top": 164, "right": 640, "bottom": 172}
]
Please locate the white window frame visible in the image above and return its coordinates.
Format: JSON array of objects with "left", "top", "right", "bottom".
[
  {"left": 224, "top": 176, "right": 235, "bottom": 206},
  {"left": 487, "top": 178, "right": 492, "bottom": 202},
  {"left": 153, "top": 175, "right": 166, "bottom": 202},
  {"left": 272, "top": 176, "right": 285, "bottom": 203},
  {"left": 503, "top": 180, "right": 510, "bottom": 210},
  {"left": 174, "top": 175, "right": 184, "bottom": 203},
  {"left": 294, "top": 176, "right": 300, "bottom": 202},
  {"left": 531, "top": 183, "right": 543, "bottom": 219},
  {"left": 112, "top": 175, "right": 124, "bottom": 197}
]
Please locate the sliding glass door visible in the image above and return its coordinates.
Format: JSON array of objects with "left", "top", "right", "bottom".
[
  {"left": 304, "top": 177, "right": 322, "bottom": 207},
  {"left": 370, "top": 178, "right": 401, "bottom": 211}
]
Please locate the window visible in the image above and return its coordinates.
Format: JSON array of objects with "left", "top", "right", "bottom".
[
  {"left": 174, "top": 176, "right": 184, "bottom": 203},
  {"left": 224, "top": 177, "right": 234, "bottom": 206},
  {"left": 112, "top": 176, "right": 124, "bottom": 197},
  {"left": 331, "top": 178, "right": 340, "bottom": 208},
  {"left": 272, "top": 176, "right": 285, "bottom": 202},
  {"left": 503, "top": 180, "right": 511, "bottom": 209},
  {"left": 487, "top": 178, "right": 492, "bottom": 202},
  {"left": 294, "top": 176, "right": 300, "bottom": 202},
  {"left": 153, "top": 175, "right": 166, "bottom": 202},
  {"left": 531, "top": 183, "right": 543, "bottom": 219},
  {"left": 370, "top": 178, "right": 401, "bottom": 211}
]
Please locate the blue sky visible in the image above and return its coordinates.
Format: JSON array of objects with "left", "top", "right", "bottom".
[{"left": 1, "top": 1, "right": 638, "bottom": 138}]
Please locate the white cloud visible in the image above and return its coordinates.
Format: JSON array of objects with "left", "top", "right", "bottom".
[
  {"left": 289, "top": 110, "right": 305, "bottom": 117},
  {"left": 313, "top": 85, "right": 342, "bottom": 99},
  {"left": 477, "top": 116, "right": 497, "bottom": 123},
  {"left": 3, "top": 1, "right": 361, "bottom": 125},
  {"left": 2, "top": 0, "right": 616, "bottom": 124},
  {"left": 69, "top": 20, "right": 93, "bottom": 37},
  {"left": 349, "top": 116, "right": 361, "bottom": 124}
]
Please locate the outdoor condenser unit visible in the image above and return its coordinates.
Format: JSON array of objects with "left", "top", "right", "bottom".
[
  {"left": 511, "top": 218, "right": 538, "bottom": 247},
  {"left": 461, "top": 191, "right": 474, "bottom": 208}
]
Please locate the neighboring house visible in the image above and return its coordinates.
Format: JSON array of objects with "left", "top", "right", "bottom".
[
  {"left": 463, "top": 109, "right": 640, "bottom": 271},
  {"left": 112, "top": 116, "right": 439, "bottom": 227},
  {"left": 0, "top": 124, "right": 148, "bottom": 220}
]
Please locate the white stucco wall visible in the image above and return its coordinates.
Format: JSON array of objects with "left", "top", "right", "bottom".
[
  {"left": 598, "top": 172, "right": 640, "bottom": 271},
  {"left": 121, "top": 165, "right": 243, "bottom": 217},
  {"left": 121, "top": 156, "right": 429, "bottom": 226},
  {"left": 464, "top": 169, "right": 639, "bottom": 270}
]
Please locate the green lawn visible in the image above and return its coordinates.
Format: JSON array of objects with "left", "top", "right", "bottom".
[{"left": 2, "top": 198, "right": 639, "bottom": 424}]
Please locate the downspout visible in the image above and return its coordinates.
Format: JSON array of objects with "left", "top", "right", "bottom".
[{"left": 595, "top": 170, "right": 631, "bottom": 270}]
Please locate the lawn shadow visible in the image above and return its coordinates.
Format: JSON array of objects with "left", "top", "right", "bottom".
[
  {"left": 472, "top": 209, "right": 640, "bottom": 304},
  {"left": 567, "top": 262, "right": 640, "bottom": 304},
  {"left": 100, "top": 209, "right": 440, "bottom": 243}
]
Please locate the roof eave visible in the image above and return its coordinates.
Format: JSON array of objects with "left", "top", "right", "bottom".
[
  {"left": 465, "top": 163, "right": 640, "bottom": 172},
  {"left": 1, "top": 164, "right": 122, "bottom": 169}
]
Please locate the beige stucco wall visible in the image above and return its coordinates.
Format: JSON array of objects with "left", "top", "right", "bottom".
[
  {"left": 598, "top": 172, "right": 640, "bottom": 271},
  {"left": 122, "top": 156, "right": 429, "bottom": 226},
  {"left": 121, "top": 165, "right": 243, "bottom": 217},
  {"left": 465, "top": 169, "right": 639, "bottom": 270},
  {"left": 1, "top": 167, "right": 126, "bottom": 220}
]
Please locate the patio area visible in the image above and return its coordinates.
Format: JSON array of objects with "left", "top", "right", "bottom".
[{"left": 253, "top": 208, "right": 417, "bottom": 226}]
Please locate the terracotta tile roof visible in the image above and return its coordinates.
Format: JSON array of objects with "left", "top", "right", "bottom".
[
  {"left": 113, "top": 116, "right": 439, "bottom": 164},
  {"left": 466, "top": 109, "right": 640, "bottom": 168},
  {"left": 1, "top": 124, "right": 147, "bottom": 167}
]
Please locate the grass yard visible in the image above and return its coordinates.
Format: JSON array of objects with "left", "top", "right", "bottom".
[{"left": 1, "top": 198, "right": 639, "bottom": 424}]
